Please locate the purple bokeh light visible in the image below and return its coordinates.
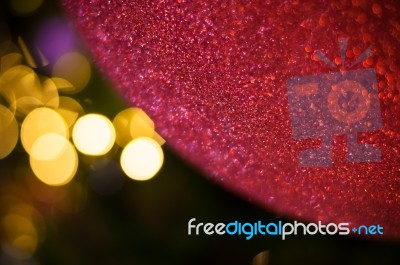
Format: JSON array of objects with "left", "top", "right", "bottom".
[{"left": 34, "top": 18, "right": 76, "bottom": 64}]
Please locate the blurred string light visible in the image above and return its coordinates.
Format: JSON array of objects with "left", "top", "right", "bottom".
[
  {"left": 30, "top": 133, "right": 78, "bottom": 186},
  {"left": 72, "top": 114, "right": 116, "bottom": 156},
  {"left": 113, "top": 107, "right": 166, "bottom": 147},
  {"left": 121, "top": 137, "right": 164, "bottom": 181},
  {"left": 54, "top": 96, "right": 85, "bottom": 129},
  {"left": 1, "top": 214, "right": 38, "bottom": 259},
  {"left": 0, "top": 21, "right": 165, "bottom": 189},
  {"left": 0, "top": 203, "right": 45, "bottom": 260},
  {"left": 21, "top": 107, "right": 69, "bottom": 155},
  {"left": 1, "top": 65, "right": 44, "bottom": 116},
  {"left": 0, "top": 104, "right": 19, "bottom": 159},
  {"left": 52, "top": 52, "right": 91, "bottom": 94},
  {"left": 0, "top": 7, "right": 165, "bottom": 264}
]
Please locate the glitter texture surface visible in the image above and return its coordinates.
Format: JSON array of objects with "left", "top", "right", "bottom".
[{"left": 62, "top": 0, "right": 400, "bottom": 238}]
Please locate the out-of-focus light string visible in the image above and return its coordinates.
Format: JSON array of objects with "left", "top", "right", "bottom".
[
  {"left": 0, "top": 6, "right": 165, "bottom": 262},
  {"left": 0, "top": 21, "right": 166, "bottom": 186}
]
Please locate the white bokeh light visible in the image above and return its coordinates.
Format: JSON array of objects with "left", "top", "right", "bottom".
[
  {"left": 120, "top": 137, "right": 164, "bottom": 181},
  {"left": 72, "top": 114, "right": 116, "bottom": 156}
]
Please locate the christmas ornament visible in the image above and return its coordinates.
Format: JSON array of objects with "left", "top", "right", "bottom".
[{"left": 62, "top": 0, "right": 400, "bottom": 238}]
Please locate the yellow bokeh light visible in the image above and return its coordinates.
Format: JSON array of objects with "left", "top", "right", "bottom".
[
  {"left": 30, "top": 133, "right": 68, "bottom": 161},
  {"left": 52, "top": 52, "right": 91, "bottom": 94},
  {"left": 1, "top": 53, "right": 23, "bottom": 73},
  {"left": 9, "top": 96, "right": 42, "bottom": 116},
  {"left": 7, "top": 204, "right": 45, "bottom": 241},
  {"left": 72, "top": 114, "right": 116, "bottom": 156},
  {"left": 152, "top": 132, "right": 166, "bottom": 146},
  {"left": 0, "top": 104, "right": 19, "bottom": 159},
  {"left": 0, "top": 65, "right": 43, "bottom": 115},
  {"left": 10, "top": 0, "right": 43, "bottom": 15},
  {"left": 21, "top": 107, "right": 69, "bottom": 154},
  {"left": 113, "top": 108, "right": 149, "bottom": 147},
  {"left": 0, "top": 65, "right": 60, "bottom": 116},
  {"left": 51, "top": 77, "right": 75, "bottom": 94},
  {"left": 13, "top": 235, "right": 37, "bottom": 255},
  {"left": 1, "top": 214, "right": 38, "bottom": 259},
  {"left": 120, "top": 137, "right": 164, "bottom": 181},
  {"left": 129, "top": 108, "right": 155, "bottom": 138},
  {"left": 30, "top": 134, "right": 78, "bottom": 186},
  {"left": 113, "top": 107, "right": 166, "bottom": 147},
  {"left": 41, "top": 78, "right": 60, "bottom": 108},
  {"left": 53, "top": 96, "right": 84, "bottom": 128}
]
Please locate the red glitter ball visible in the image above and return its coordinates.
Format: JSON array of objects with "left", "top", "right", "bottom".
[{"left": 62, "top": 0, "right": 400, "bottom": 238}]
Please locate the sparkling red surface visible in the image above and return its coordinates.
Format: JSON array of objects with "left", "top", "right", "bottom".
[{"left": 63, "top": 0, "right": 400, "bottom": 238}]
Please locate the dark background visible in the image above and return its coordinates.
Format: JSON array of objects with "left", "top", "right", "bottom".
[{"left": 0, "top": 1, "right": 399, "bottom": 264}]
